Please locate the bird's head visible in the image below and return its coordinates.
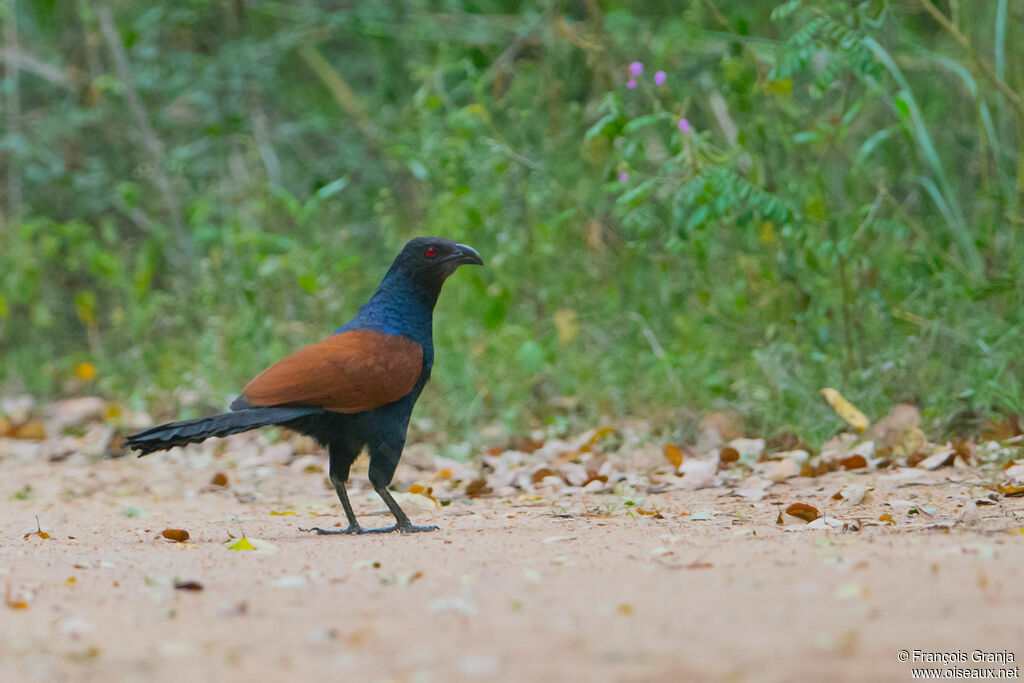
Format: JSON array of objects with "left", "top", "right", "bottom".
[{"left": 390, "top": 237, "right": 484, "bottom": 286}]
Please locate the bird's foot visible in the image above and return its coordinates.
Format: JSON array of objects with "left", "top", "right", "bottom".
[
  {"left": 361, "top": 522, "right": 439, "bottom": 535},
  {"left": 299, "top": 525, "right": 364, "bottom": 535}
]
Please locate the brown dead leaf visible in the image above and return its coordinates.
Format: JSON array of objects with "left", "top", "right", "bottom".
[
  {"left": 684, "top": 562, "right": 713, "bottom": 570},
  {"left": 531, "top": 467, "right": 556, "bottom": 483},
  {"left": 951, "top": 438, "right": 975, "bottom": 465},
  {"left": 664, "top": 444, "right": 684, "bottom": 469},
  {"left": 766, "top": 430, "right": 813, "bottom": 454},
  {"left": 839, "top": 454, "right": 868, "bottom": 470},
  {"left": 982, "top": 415, "right": 1023, "bottom": 442},
  {"left": 161, "top": 529, "right": 190, "bottom": 543},
  {"left": 210, "top": 472, "right": 228, "bottom": 487},
  {"left": 464, "top": 478, "right": 492, "bottom": 498},
  {"left": 801, "top": 459, "right": 839, "bottom": 477},
  {"left": 719, "top": 446, "right": 740, "bottom": 465},
  {"left": 785, "top": 503, "right": 821, "bottom": 522},
  {"left": 509, "top": 435, "right": 544, "bottom": 453},
  {"left": 905, "top": 451, "right": 927, "bottom": 467},
  {"left": 998, "top": 485, "right": 1024, "bottom": 498},
  {"left": 174, "top": 580, "right": 204, "bottom": 591},
  {"left": 635, "top": 508, "right": 664, "bottom": 519}
]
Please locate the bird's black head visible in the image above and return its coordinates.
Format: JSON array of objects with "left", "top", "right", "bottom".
[{"left": 390, "top": 237, "right": 484, "bottom": 285}]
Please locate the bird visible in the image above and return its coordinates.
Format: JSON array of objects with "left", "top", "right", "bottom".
[{"left": 125, "top": 237, "right": 483, "bottom": 535}]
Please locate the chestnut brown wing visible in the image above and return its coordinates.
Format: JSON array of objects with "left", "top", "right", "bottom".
[{"left": 241, "top": 330, "right": 423, "bottom": 414}]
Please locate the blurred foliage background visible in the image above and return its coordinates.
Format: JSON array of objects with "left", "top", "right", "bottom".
[{"left": 1, "top": 0, "right": 1022, "bottom": 444}]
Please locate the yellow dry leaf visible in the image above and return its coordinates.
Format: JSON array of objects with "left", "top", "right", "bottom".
[
  {"left": 74, "top": 362, "right": 96, "bottom": 380},
  {"left": 269, "top": 510, "right": 295, "bottom": 516},
  {"left": 228, "top": 537, "right": 256, "bottom": 551},
  {"left": 588, "top": 427, "right": 615, "bottom": 446},
  {"left": 664, "top": 444, "right": 683, "bottom": 469},
  {"left": 820, "top": 388, "right": 870, "bottom": 431},
  {"left": 23, "top": 517, "right": 51, "bottom": 540},
  {"left": 553, "top": 309, "right": 580, "bottom": 344},
  {"left": 5, "top": 587, "right": 29, "bottom": 610},
  {"left": 13, "top": 421, "right": 46, "bottom": 441},
  {"left": 408, "top": 484, "right": 439, "bottom": 507}
]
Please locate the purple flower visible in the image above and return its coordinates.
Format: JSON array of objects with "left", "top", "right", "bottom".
[
  {"left": 654, "top": 70, "right": 666, "bottom": 86},
  {"left": 629, "top": 61, "right": 644, "bottom": 76},
  {"left": 618, "top": 171, "right": 629, "bottom": 183},
  {"left": 626, "top": 79, "right": 637, "bottom": 90},
  {"left": 678, "top": 118, "right": 692, "bottom": 134}
]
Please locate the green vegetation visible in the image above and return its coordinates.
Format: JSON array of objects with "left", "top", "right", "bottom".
[{"left": 1, "top": 1, "right": 1022, "bottom": 443}]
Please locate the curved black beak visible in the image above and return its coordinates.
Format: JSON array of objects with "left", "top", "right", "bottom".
[{"left": 455, "top": 243, "right": 484, "bottom": 266}]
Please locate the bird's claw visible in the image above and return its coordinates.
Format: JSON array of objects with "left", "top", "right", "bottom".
[
  {"left": 301, "top": 523, "right": 438, "bottom": 535},
  {"left": 299, "top": 525, "right": 364, "bottom": 535},
  {"left": 350, "top": 522, "right": 439, "bottom": 534}
]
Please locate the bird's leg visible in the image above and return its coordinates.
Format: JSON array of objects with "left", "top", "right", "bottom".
[
  {"left": 301, "top": 464, "right": 365, "bottom": 535},
  {"left": 358, "top": 484, "right": 439, "bottom": 534}
]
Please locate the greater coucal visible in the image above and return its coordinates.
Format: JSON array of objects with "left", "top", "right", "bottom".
[{"left": 126, "top": 237, "right": 483, "bottom": 534}]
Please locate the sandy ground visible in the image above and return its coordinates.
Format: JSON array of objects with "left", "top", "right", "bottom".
[{"left": 2, "top": 452, "right": 1024, "bottom": 683}]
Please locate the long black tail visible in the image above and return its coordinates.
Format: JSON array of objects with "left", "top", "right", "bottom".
[{"left": 125, "top": 406, "right": 320, "bottom": 456}]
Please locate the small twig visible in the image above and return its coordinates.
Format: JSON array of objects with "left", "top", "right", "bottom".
[
  {"left": 0, "top": 47, "right": 74, "bottom": 89},
  {"left": 297, "top": 43, "right": 375, "bottom": 141}
]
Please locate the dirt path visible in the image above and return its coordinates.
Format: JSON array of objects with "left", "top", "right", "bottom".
[{"left": 2, "top": 452, "right": 1023, "bottom": 683}]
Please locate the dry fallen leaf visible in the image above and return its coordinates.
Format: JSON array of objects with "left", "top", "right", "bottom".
[
  {"left": 664, "top": 444, "right": 684, "bottom": 469},
  {"left": 210, "top": 472, "right": 228, "bottom": 487},
  {"left": 408, "top": 484, "right": 440, "bottom": 507},
  {"left": 998, "top": 485, "right": 1024, "bottom": 498},
  {"left": 12, "top": 421, "right": 46, "bottom": 441},
  {"left": 174, "top": 580, "right": 204, "bottom": 591},
  {"left": 23, "top": 516, "right": 51, "bottom": 540},
  {"left": 785, "top": 503, "right": 821, "bottom": 522},
  {"left": 5, "top": 586, "right": 30, "bottom": 610},
  {"left": 838, "top": 454, "right": 868, "bottom": 470},
  {"left": 719, "top": 447, "right": 740, "bottom": 465},
  {"left": 820, "top": 388, "right": 870, "bottom": 431},
  {"left": 161, "top": 529, "right": 190, "bottom": 543},
  {"left": 228, "top": 537, "right": 256, "bottom": 550}
]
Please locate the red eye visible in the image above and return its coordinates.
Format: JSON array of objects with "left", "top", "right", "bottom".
[{"left": 425, "top": 247, "right": 438, "bottom": 259}]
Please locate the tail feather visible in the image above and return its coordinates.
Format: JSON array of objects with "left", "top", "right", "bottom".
[{"left": 125, "top": 406, "right": 320, "bottom": 456}]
